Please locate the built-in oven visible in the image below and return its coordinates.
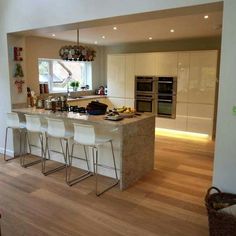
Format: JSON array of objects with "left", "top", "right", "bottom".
[
  {"left": 135, "top": 76, "right": 157, "bottom": 94},
  {"left": 157, "top": 76, "right": 177, "bottom": 118},
  {"left": 135, "top": 93, "right": 156, "bottom": 113},
  {"left": 158, "top": 76, "right": 177, "bottom": 95},
  {"left": 157, "top": 94, "right": 176, "bottom": 118}
]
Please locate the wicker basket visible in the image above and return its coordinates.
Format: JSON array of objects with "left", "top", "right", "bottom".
[{"left": 205, "top": 187, "right": 236, "bottom": 236}]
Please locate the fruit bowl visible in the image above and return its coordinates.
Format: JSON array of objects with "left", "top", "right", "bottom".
[{"left": 119, "top": 112, "right": 135, "bottom": 118}]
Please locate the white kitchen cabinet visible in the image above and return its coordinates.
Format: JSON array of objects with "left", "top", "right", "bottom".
[
  {"left": 188, "top": 50, "right": 218, "bottom": 105},
  {"left": 134, "top": 53, "right": 156, "bottom": 76},
  {"left": 156, "top": 52, "right": 178, "bottom": 76},
  {"left": 107, "top": 97, "right": 125, "bottom": 109},
  {"left": 107, "top": 55, "right": 125, "bottom": 98},
  {"left": 177, "top": 52, "right": 190, "bottom": 102},
  {"left": 125, "top": 54, "right": 135, "bottom": 99},
  {"left": 155, "top": 102, "right": 187, "bottom": 131},
  {"left": 186, "top": 103, "right": 214, "bottom": 136},
  {"left": 125, "top": 98, "right": 135, "bottom": 109}
]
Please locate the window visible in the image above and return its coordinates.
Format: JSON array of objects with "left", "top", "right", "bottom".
[{"left": 38, "top": 59, "right": 92, "bottom": 93}]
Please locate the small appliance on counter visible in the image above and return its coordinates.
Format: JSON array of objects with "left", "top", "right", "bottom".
[{"left": 43, "top": 96, "right": 68, "bottom": 111}]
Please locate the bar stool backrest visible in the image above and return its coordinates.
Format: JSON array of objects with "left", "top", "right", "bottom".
[
  {"left": 25, "top": 114, "right": 42, "bottom": 132},
  {"left": 73, "top": 123, "right": 96, "bottom": 145},
  {"left": 47, "top": 118, "right": 65, "bottom": 138},
  {"left": 7, "top": 112, "right": 20, "bottom": 128}
]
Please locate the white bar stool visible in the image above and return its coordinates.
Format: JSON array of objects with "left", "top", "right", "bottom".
[
  {"left": 22, "top": 114, "right": 45, "bottom": 168},
  {"left": 3, "top": 112, "right": 26, "bottom": 162},
  {"left": 43, "top": 118, "right": 73, "bottom": 184},
  {"left": 72, "top": 123, "right": 119, "bottom": 196}
]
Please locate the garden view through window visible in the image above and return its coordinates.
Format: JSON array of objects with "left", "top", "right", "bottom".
[{"left": 38, "top": 59, "right": 92, "bottom": 93}]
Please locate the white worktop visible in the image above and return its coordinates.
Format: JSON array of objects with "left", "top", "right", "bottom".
[{"left": 13, "top": 107, "right": 154, "bottom": 127}]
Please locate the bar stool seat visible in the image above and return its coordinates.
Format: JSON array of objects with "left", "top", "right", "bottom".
[
  {"left": 4, "top": 112, "right": 26, "bottom": 162},
  {"left": 22, "top": 114, "right": 45, "bottom": 168},
  {"left": 71, "top": 123, "right": 119, "bottom": 196},
  {"left": 43, "top": 118, "right": 73, "bottom": 185}
]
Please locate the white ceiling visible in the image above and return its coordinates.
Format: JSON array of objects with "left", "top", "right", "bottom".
[{"left": 27, "top": 7, "right": 223, "bottom": 46}]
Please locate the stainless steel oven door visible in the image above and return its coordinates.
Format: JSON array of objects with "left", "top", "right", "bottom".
[
  {"left": 135, "top": 77, "right": 156, "bottom": 94},
  {"left": 157, "top": 96, "right": 176, "bottom": 118},
  {"left": 157, "top": 77, "right": 177, "bottom": 95},
  {"left": 135, "top": 96, "right": 155, "bottom": 113}
]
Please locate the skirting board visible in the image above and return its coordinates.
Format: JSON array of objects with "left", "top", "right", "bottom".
[{"left": 0, "top": 147, "right": 14, "bottom": 157}]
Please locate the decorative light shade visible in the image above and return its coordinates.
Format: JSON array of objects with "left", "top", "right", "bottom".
[
  {"left": 59, "top": 45, "right": 96, "bottom": 61},
  {"left": 59, "top": 29, "right": 96, "bottom": 61}
]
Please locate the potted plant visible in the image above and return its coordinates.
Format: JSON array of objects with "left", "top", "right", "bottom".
[{"left": 70, "top": 81, "right": 80, "bottom": 91}]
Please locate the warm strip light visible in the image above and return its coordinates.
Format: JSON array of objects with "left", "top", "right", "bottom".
[{"left": 155, "top": 128, "right": 210, "bottom": 141}]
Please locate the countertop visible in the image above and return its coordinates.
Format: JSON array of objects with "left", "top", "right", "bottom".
[
  {"left": 67, "top": 95, "right": 106, "bottom": 102},
  {"left": 13, "top": 107, "right": 155, "bottom": 127}
]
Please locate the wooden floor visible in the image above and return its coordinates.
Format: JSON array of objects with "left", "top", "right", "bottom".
[{"left": 0, "top": 135, "right": 214, "bottom": 236}]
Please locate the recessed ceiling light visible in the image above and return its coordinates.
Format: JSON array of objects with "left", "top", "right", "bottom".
[
  {"left": 148, "top": 37, "right": 153, "bottom": 40},
  {"left": 170, "top": 29, "right": 175, "bottom": 33},
  {"left": 204, "top": 15, "right": 209, "bottom": 19},
  {"left": 102, "top": 35, "right": 106, "bottom": 39},
  {"left": 94, "top": 41, "right": 98, "bottom": 44},
  {"left": 113, "top": 26, "right": 117, "bottom": 30},
  {"left": 52, "top": 34, "right": 56, "bottom": 37}
]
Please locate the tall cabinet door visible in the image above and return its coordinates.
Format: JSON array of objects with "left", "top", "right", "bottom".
[
  {"left": 134, "top": 53, "right": 156, "bottom": 76},
  {"left": 188, "top": 50, "right": 218, "bottom": 104},
  {"left": 125, "top": 54, "right": 135, "bottom": 99},
  {"left": 187, "top": 50, "right": 218, "bottom": 137},
  {"left": 177, "top": 52, "right": 190, "bottom": 102},
  {"left": 107, "top": 55, "right": 125, "bottom": 98},
  {"left": 156, "top": 52, "right": 178, "bottom": 76}
]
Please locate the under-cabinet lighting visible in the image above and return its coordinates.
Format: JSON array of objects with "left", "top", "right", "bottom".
[
  {"left": 52, "top": 34, "right": 56, "bottom": 37},
  {"left": 148, "top": 37, "right": 153, "bottom": 40},
  {"left": 113, "top": 26, "right": 117, "bottom": 30},
  {"left": 170, "top": 29, "right": 175, "bottom": 33},
  {"left": 102, "top": 35, "right": 106, "bottom": 39},
  {"left": 94, "top": 41, "right": 98, "bottom": 44},
  {"left": 155, "top": 128, "right": 210, "bottom": 141},
  {"left": 204, "top": 15, "right": 209, "bottom": 19}
]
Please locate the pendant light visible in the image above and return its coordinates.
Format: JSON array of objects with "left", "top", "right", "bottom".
[{"left": 59, "top": 28, "right": 96, "bottom": 61}]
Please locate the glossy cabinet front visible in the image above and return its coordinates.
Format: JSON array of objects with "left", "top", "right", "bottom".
[
  {"left": 156, "top": 52, "right": 178, "bottom": 76},
  {"left": 134, "top": 53, "right": 156, "bottom": 76},
  {"left": 157, "top": 50, "right": 218, "bottom": 137},
  {"left": 107, "top": 55, "right": 126, "bottom": 98}
]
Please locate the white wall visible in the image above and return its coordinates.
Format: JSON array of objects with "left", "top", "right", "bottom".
[
  {"left": 2, "top": 0, "right": 236, "bottom": 193},
  {"left": 213, "top": 0, "right": 236, "bottom": 192}
]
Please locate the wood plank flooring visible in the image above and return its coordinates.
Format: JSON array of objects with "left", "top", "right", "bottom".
[{"left": 0, "top": 135, "right": 214, "bottom": 236}]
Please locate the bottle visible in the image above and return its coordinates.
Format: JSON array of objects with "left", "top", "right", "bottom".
[{"left": 27, "top": 87, "right": 31, "bottom": 107}]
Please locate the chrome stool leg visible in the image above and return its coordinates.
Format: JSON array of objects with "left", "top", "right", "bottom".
[
  {"left": 4, "top": 127, "right": 24, "bottom": 162},
  {"left": 66, "top": 144, "right": 93, "bottom": 186},
  {"left": 95, "top": 141, "right": 119, "bottom": 196},
  {"left": 21, "top": 132, "right": 42, "bottom": 168},
  {"left": 42, "top": 136, "right": 67, "bottom": 176}
]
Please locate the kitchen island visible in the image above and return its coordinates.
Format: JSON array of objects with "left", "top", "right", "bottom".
[{"left": 13, "top": 108, "right": 155, "bottom": 190}]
